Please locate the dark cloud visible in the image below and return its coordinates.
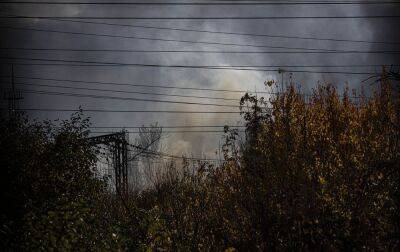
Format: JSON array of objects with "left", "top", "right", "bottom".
[
  {"left": 360, "top": 4, "right": 400, "bottom": 72},
  {"left": 1, "top": 2, "right": 399, "bottom": 157}
]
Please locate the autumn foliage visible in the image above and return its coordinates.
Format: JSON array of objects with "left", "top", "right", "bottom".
[{"left": 1, "top": 78, "right": 399, "bottom": 250}]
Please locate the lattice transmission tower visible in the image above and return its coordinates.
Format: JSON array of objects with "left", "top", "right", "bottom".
[{"left": 88, "top": 132, "right": 129, "bottom": 194}]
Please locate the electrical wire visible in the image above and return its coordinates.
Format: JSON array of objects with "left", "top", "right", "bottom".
[
  {"left": 0, "top": 75, "right": 270, "bottom": 93},
  {"left": 2, "top": 15, "right": 400, "bottom": 20},
  {"left": 128, "top": 143, "right": 223, "bottom": 161},
  {"left": 1, "top": 56, "right": 390, "bottom": 68},
  {"left": 88, "top": 125, "right": 245, "bottom": 128},
  {"left": 91, "top": 130, "right": 244, "bottom": 133},
  {"left": 3, "top": 47, "right": 399, "bottom": 54},
  {"left": 17, "top": 108, "right": 243, "bottom": 113},
  {"left": 0, "top": 57, "right": 381, "bottom": 75},
  {"left": 2, "top": 13, "right": 396, "bottom": 45},
  {"left": 1, "top": 25, "right": 379, "bottom": 52},
  {"left": 12, "top": 82, "right": 242, "bottom": 102},
  {"left": 1, "top": 1, "right": 399, "bottom": 5},
  {"left": 20, "top": 89, "right": 241, "bottom": 107},
  {"left": 31, "top": 17, "right": 400, "bottom": 45}
]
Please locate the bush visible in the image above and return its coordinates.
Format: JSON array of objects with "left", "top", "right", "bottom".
[{"left": 1, "top": 79, "right": 399, "bottom": 250}]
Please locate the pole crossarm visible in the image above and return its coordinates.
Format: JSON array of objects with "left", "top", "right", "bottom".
[{"left": 87, "top": 132, "right": 127, "bottom": 145}]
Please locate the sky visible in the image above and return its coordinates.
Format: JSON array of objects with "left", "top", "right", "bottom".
[{"left": 1, "top": 0, "right": 399, "bottom": 161}]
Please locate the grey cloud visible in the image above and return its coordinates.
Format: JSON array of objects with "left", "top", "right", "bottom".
[{"left": 1, "top": 2, "right": 399, "bottom": 157}]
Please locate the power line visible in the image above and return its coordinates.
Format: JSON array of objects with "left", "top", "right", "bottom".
[
  {"left": 2, "top": 15, "right": 400, "bottom": 19},
  {"left": 99, "top": 141, "right": 223, "bottom": 162},
  {"left": 91, "top": 130, "right": 244, "bottom": 133},
  {"left": 2, "top": 63, "right": 379, "bottom": 75},
  {"left": 5, "top": 75, "right": 370, "bottom": 99},
  {"left": 56, "top": 20, "right": 400, "bottom": 46},
  {"left": 0, "top": 25, "right": 373, "bottom": 52},
  {"left": 3, "top": 63, "right": 379, "bottom": 75},
  {"left": 1, "top": 57, "right": 390, "bottom": 68},
  {"left": 3, "top": 47, "right": 399, "bottom": 54},
  {"left": 17, "top": 108, "right": 243, "bottom": 113},
  {"left": 127, "top": 143, "right": 223, "bottom": 162},
  {"left": 12, "top": 82, "right": 242, "bottom": 102},
  {"left": 20, "top": 88, "right": 297, "bottom": 111},
  {"left": 0, "top": 57, "right": 380, "bottom": 75},
  {"left": 21, "top": 89, "right": 240, "bottom": 107},
  {"left": 1, "top": 77, "right": 372, "bottom": 99},
  {"left": 128, "top": 134, "right": 163, "bottom": 161},
  {"left": 89, "top": 125, "right": 245, "bottom": 128},
  {"left": 1, "top": 1, "right": 399, "bottom": 5},
  {"left": 4, "top": 14, "right": 397, "bottom": 45},
  {"left": 0, "top": 75, "right": 262, "bottom": 93}
]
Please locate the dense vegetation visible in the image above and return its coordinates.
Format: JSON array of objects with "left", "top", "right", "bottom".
[{"left": 1, "top": 79, "right": 399, "bottom": 250}]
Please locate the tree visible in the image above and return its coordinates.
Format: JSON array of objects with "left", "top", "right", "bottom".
[{"left": 0, "top": 112, "right": 123, "bottom": 250}]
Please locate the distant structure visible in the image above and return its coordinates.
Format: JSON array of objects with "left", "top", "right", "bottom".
[
  {"left": 88, "top": 132, "right": 129, "bottom": 194},
  {"left": 3, "top": 64, "right": 23, "bottom": 118}
]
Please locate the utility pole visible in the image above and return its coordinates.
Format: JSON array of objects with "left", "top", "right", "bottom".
[{"left": 4, "top": 64, "right": 23, "bottom": 118}]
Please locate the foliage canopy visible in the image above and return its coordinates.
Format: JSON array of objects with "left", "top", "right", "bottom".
[{"left": 1, "top": 79, "right": 399, "bottom": 250}]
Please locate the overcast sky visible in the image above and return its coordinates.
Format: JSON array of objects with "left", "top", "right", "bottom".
[{"left": 1, "top": 1, "right": 399, "bottom": 159}]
